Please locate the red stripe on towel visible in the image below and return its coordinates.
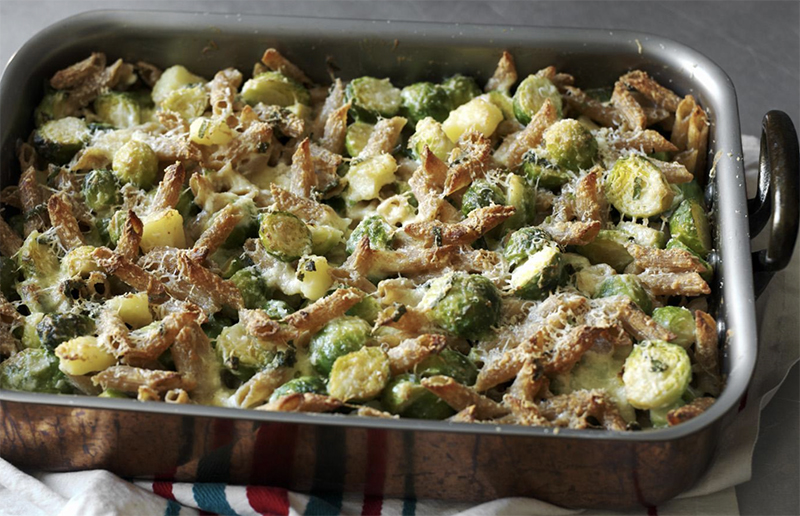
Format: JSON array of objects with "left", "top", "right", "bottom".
[{"left": 247, "top": 485, "right": 290, "bottom": 516}]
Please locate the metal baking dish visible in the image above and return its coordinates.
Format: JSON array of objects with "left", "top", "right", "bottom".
[{"left": 0, "top": 11, "right": 797, "bottom": 510}]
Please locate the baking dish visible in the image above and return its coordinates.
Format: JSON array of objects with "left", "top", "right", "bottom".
[{"left": 0, "top": 11, "right": 797, "bottom": 510}]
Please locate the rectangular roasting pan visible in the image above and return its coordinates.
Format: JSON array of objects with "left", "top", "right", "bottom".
[{"left": 1, "top": 10, "right": 795, "bottom": 510}]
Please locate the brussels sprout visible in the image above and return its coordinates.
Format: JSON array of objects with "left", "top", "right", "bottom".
[
  {"left": 512, "top": 75, "right": 563, "bottom": 125},
  {"left": 152, "top": 65, "right": 206, "bottom": 105},
  {"left": 106, "top": 210, "right": 127, "bottom": 246},
  {"left": 575, "top": 263, "right": 617, "bottom": 297},
  {"left": 83, "top": 169, "right": 122, "bottom": 213},
  {"left": 504, "top": 227, "right": 554, "bottom": 268},
  {"left": 309, "top": 316, "right": 372, "bottom": 376},
  {"left": 343, "top": 153, "right": 398, "bottom": 203},
  {"left": 217, "top": 200, "right": 259, "bottom": 250},
  {"left": 259, "top": 211, "right": 312, "bottom": 262},
  {"left": 461, "top": 179, "right": 506, "bottom": 216},
  {"left": 503, "top": 173, "right": 534, "bottom": 232},
  {"left": 201, "top": 313, "right": 233, "bottom": 340},
  {"left": 666, "top": 238, "right": 713, "bottom": 282},
  {"left": 652, "top": 306, "right": 696, "bottom": 348},
  {"left": 442, "top": 97, "right": 504, "bottom": 142},
  {"left": 0, "top": 256, "right": 19, "bottom": 301},
  {"left": 400, "top": 82, "right": 451, "bottom": 125},
  {"left": 263, "top": 299, "right": 294, "bottom": 320},
  {"left": 510, "top": 245, "right": 563, "bottom": 300},
  {"left": 269, "top": 376, "right": 327, "bottom": 402},
  {"left": 519, "top": 152, "right": 574, "bottom": 190},
  {"left": 36, "top": 313, "right": 95, "bottom": 351},
  {"left": 0, "top": 347, "right": 73, "bottom": 394},
  {"left": 576, "top": 229, "right": 634, "bottom": 273},
  {"left": 112, "top": 140, "right": 159, "bottom": 190},
  {"left": 346, "top": 295, "right": 381, "bottom": 325},
  {"left": 345, "top": 122, "right": 374, "bottom": 157},
  {"left": 216, "top": 323, "right": 291, "bottom": 380},
  {"left": 346, "top": 215, "right": 394, "bottom": 254},
  {"left": 441, "top": 74, "right": 481, "bottom": 109},
  {"left": 99, "top": 388, "right": 129, "bottom": 398},
  {"left": 308, "top": 224, "right": 344, "bottom": 256},
  {"left": 420, "top": 272, "right": 501, "bottom": 339},
  {"left": 416, "top": 348, "right": 478, "bottom": 386},
  {"left": 560, "top": 252, "right": 592, "bottom": 285},
  {"left": 669, "top": 200, "right": 711, "bottom": 258},
  {"left": 229, "top": 267, "right": 271, "bottom": 309},
  {"left": 161, "top": 86, "right": 209, "bottom": 121},
  {"left": 175, "top": 188, "right": 198, "bottom": 221},
  {"left": 16, "top": 232, "right": 59, "bottom": 280},
  {"left": 327, "top": 346, "right": 390, "bottom": 402},
  {"left": 616, "top": 221, "right": 667, "bottom": 249},
  {"left": 605, "top": 156, "right": 674, "bottom": 218},
  {"left": 382, "top": 373, "right": 454, "bottom": 419},
  {"left": 407, "top": 117, "right": 455, "bottom": 162},
  {"left": 242, "top": 71, "right": 310, "bottom": 107},
  {"left": 623, "top": 340, "right": 691, "bottom": 409},
  {"left": 33, "top": 117, "right": 90, "bottom": 164},
  {"left": 93, "top": 92, "right": 141, "bottom": 128},
  {"left": 595, "top": 274, "right": 653, "bottom": 315},
  {"left": 542, "top": 119, "right": 597, "bottom": 172},
  {"left": 34, "top": 89, "right": 71, "bottom": 127},
  {"left": 675, "top": 179, "right": 705, "bottom": 206},
  {"left": 485, "top": 91, "right": 516, "bottom": 120},
  {"left": 345, "top": 77, "right": 402, "bottom": 122}
]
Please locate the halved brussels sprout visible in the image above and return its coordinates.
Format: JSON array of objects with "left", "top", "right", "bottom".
[
  {"left": 259, "top": 211, "right": 312, "bottom": 262},
  {"left": 263, "top": 299, "right": 294, "bottom": 320},
  {"left": 17, "top": 231, "right": 59, "bottom": 280},
  {"left": 623, "top": 340, "right": 691, "bottom": 409},
  {"left": 328, "top": 346, "right": 390, "bottom": 402},
  {"left": 543, "top": 119, "right": 597, "bottom": 172},
  {"left": 510, "top": 245, "right": 563, "bottom": 300},
  {"left": 484, "top": 91, "right": 515, "bottom": 120},
  {"left": 461, "top": 179, "right": 506, "bottom": 216},
  {"left": 112, "top": 140, "right": 159, "bottom": 190},
  {"left": 616, "top": 221, "right": 667, "bottom": 249},
  {"left": 93, "top": 92, "right": 141, "bottom": 128},
  {"left": 666, "top": 238, "right": 713, "bottom": 282},
  {"left": 416, "top": 348, "right": 479, "bottom": 386},
  {"left": 400, "top": 82, "right": 451, "bottom": 125},
  {"left": 669, "top": 200, "right": 711, "bottom": 258},
  {"left": 605, "top": 156, "right": 674, "bottom": 218},
  {"left": 504, "top": 227, "right": 554, "bottom": 269},
  {"left": 345, "top": 122, "right": 374, "bottom": 158},
  {"left": 345, "top": 77, "right": 402, "bottom": 122},
  {"left": 0, "top": 347, "right": 74, "bottom": 394},
  {"left": 83, "top": 169, "right": 122, "bottom": 213},
  {"left": 309, "top": 316, "right": 372, "bottom": 376},
  {"left": 576, "top": 229, "right": 634, "bottom": 273},
  {"left": 512, "top": 75, "right": 562, "bottom": 125},
  {"left": 36, "top": 313, "right": 95, "bottom": 351},
  {"left": 242, "top": 71, "right": 310, "bottom": 107},
  {"left": 520, "top": 151, "right": 574, "bottom": 191},
  {"left": 575, "top": 263, "right": 617, "bottom": 297},
  {"left": 34, "top": 89, "right": 71, "bottom": 128},
  {"left": 346, "top": 215, "right": 394, "bottom": 254},
  {"left": 269, "top": 376, "right": 327, "bottom": 402},
  {"left": 420, "top": 272, "right": 501, "bottom": 339},
  {"left": 407, "top": 117, "right": 455, "bottom": 162},
  {"left": 33, "top": 117, "right": 90, "bottom": 164},
  {"left": 161, "top": 85, "right": 209, "bottom": 121},
  {"left": 229, "top": 267, "right": 271, "bottom": 309},
  {"left": 652, "top": 306, "right": 695, "bottom": 348},
  {"left": 346, "top": 294, "right": 381, "bottom": 325},
  {"left": 595, "top": 274, "right": 653, "bottom": 315},
  {"left": 675, "top": 179, "right": 705, "bottom": 206},
  {"left": 382, "top": 373, "right": 454, "bottom": 419},
  {"left": 503, "top": 173, "right": 534, "bottom": 232},
  {"left": 441, "top": 74, "right": 481, "bottom": 110},
  {"left": 216, "top": 323, "right": 291, "bottom": 380}
]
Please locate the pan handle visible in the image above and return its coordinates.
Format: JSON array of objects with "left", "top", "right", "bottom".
[{"left": 748, "top": 110, "right": 799, "bottom": 297}]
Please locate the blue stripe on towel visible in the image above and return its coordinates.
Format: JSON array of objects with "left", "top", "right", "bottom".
[{"left": 192, "top": 483, "right": 239, "bottom": 515}]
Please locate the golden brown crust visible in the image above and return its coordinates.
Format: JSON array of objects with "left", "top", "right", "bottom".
[
  {"left": 538, "top": 390, "right": 627, "bottom": 431},
  {"left": 0, "top": 216, "right": 22, "bottom": 257},
  {"left": 638, "top": 271, "right": 711, "bottom": 297},
  {"left": 443, "top": 132, "right": 492, "bottom": 196},
  {"left": 94, "top": 247, "right": 167, "bottom": 302},
  {"left": 92, "top": 365, "right": 183, "bottom": 394},
  {"left": 359, "top": 117, "right": 407, "bottom": 158},
  {"left": 190, "top": 204, "right": 244, "bottom": 261},
  {"left": 47, "top": 193, "right": 85, "bottom": 250},
  {"left": 151, "top": 162, "right": 186, "bottom": 214},
  {"left": 319, "top": 102, "right": 350, "bottom": 155},
  {"left": 261, "top": 48, "right": 312, "bottom": 86},
  {"left": 404, "top": 205, "right": 515, "bottom": 247},
  {"left": 116, "top": 210, "right": 143, "bottom": 262},
  {"left": 503, "top": 99, "right": 559, "bottom": 171},
  {"left": 694, "top": 310, "right": 721, "bottom": 396},
  {"left": 257, "top": 393, "right": 343, "bottom": 413},
  {"left": 620, "top": 70, "right": 682, "bottom": 113},
  {"left": 485, "top": 50, "right": 517, "bottom": 93},
  {"left": 667, "top": 396, "right": 715, "bottom": 426},
  {"left": 386, "top": 334, "right": 448, "bottom": 376}
]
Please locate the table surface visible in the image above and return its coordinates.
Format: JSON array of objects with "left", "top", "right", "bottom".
[{"left": 1, "top": 1, "right": 798, "bottom": 514}]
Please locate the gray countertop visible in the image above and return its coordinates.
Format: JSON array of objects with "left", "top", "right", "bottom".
[{"left": 1, "top": 1, "right": 798, "bottom": 514}]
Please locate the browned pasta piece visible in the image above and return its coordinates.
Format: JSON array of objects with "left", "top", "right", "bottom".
[
  {"left": 310, "top": 78, "right": 345, "bottom": 138},
  {"left": 538, "top": 390, "right": 627, "bottom": 430},
  {"left": 143, "top": 132, "right": 202, "bottom": 163},
  {"left": 672, "top": 96, "right": 709, "bottom": 176},
  {"left": 47, "top": 194, "right": 85, "bottom": 250},
  {"left": 619, "top": 70, "right": 681, "bottom": 113},
  {"left": 290, "top": 138, "right": 316, "bottom": 197},
  {"left": 612, "top": 80, "right": 647, "bottom": 130},
  {"left": 20, "top": 167, "right": 47, "bottom": 237},
  {"left": 93, "top": 247, "right": 167, "bottom": 302},
  {"left": 257, "top": 393, "right": 343, "bottom": 413},
  {"left": 540, "top": 220, "right": 601, "bottom": 246},
  {"left": 404, "top": 205, "right": 516, "bottom": 247},
  {"left": 253, "top": 104, "right": 306, "bottom": 138},
  {"left": 16, "top": 141, "right": 37, "bottom": 172},
  {"left": 448, "top": 405, "right": 480, "bottom": 423},
  {"left": 164, "top": 389, "right": 191, "bottom": 404},
  {"left": 667, "top": 396, "right": 715, "bottom": 426},
  {"left": 191, "top": 204, "right": 244, "bottom": 261},
  {"left": 92, "top": 365, "right": 183, "bottom": 394},
  {"left": 503, "top": 396, "right": 551, "bottom": 427},
  {"left": 474, "top": 343, "right": 534, "bottom": 392},
  {"left": 359, "top": 117, "right": 407, "bottom": 158},
  {"left": 545, "top": 325, "right": 611, "bottom": 375},
  {"left": 506, "top": 357, "right": 547, "bottom": 403},
  {"left": 561, "top": 86, "right": 620, "bottom": 127},
  {"left": 308, "top": 142, "right": 343, "bottom": 195},
  {"left": 443, "top": 132, "right": 492, "bottom": 196},
  {"left": 610, "top": 129, "right": 679, "bottom": 154},
  {"left": 123, "top": 310, "right": 200, "bottom": 362},
  {"left": 210, "top": 68, "right": 243, "bottom": 119},
  {"left": 319, "top": 102, "right": 350, "bottom": 155},
  {"left": 610, "top": 297, "right": 675, "bottom": 342},
  {"left": 0, "top": 216, "right": 22, "bottom": 257},
  {"left": 328, "top": 267, "right": 378, "bottom": 294},
  {"left": 1, "top": 186, "right": 21, "bottom": 209},
  {"left": 137, "top": 386, "right": 161, "bottom": 401},
  {"left": 421, "top": 375, "right": 510, "bottom": 419},
  {"left": 409, "top": 149, "right": 460, "bottom": 222},
  {"left": 170, "top": 324, "right": 210, "bottom": 392},
  {"left": 649, "top": 158, "right": 693, "bottom": 184},
  {"left": 177, "top": 252, "right": 243, "bottom": 310},
  {"left": 574, "top": 170, "right": 607, "bottom": 223},
  {"left": 535, "top": 66, "right": 574, "bottom": 90},
  {"left": 116, "top": 210, "right": 143, "bottom": 262},
  {"left": 484, "top": 50, "right": 517, "bottom": 93},
  {"left": 136, "top": 61, "right": 162, "bottom": 88},
  {"left": 386, "top": 334, "right": 448, "bottom": 376},
  {"left": 151, "top": 162, "right": 186, "bottom": 214},
  {"left": 270, "top": 184, "right": 343, "bottom": 227},
  {"left": 232, "top": 367, "right": 292, "bottom": 408},
  {"left": 503, "top": 99, "right": 559, "bottom": 171},
  {"left": 694, "top": 310, "right": 721, "bottom": 396},
  {"left": 357, "top": 406, "right": 399, "bottom": 419},
  {"left": 638, "top": 271, "right": 710, "bottom": 297},
  {"left": 50, "top": 52, "right": 105, "bottom": 90},
  {"left": 261, "top": 48, "right": 312, "bottom": 86},
  {"left": 628, "top": 245, "right": 707, "bottom": 274}
]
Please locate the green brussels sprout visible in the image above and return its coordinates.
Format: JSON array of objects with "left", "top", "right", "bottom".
[
  {"left": 309, "top": 316, "right": 372, "bottom": 376},
  {"left": 585, "top": 87, "right": 613, "bottom": 103},
  {"left": 83, "top": 169, "right": 122, "bottom": 213},
  {"left": 669, "top": 200, "right": 712, "bottom": 259},
  {"left": 160, "top": 85, "right": 209, "bottom": 121},
  {"left": 441, "top": 74, "right": 481, "bottom": 109},
  {"left": 0, "top": 256, "right": 20, "bottom": 301},
  {"left": 420, "top": 272, "right": 502, "bottom": 339},
  {"left": 327, "top": 346, "right": 390, "bottom": 402},
  {"left": 666, "top": 238, "right": 713, "bottom": 282},
  {"left": 675, "top": 179, "right": 705, "bottom": 206},
  {"left": 242, "top": 71, "right": 311, "bottom": 107},
  {"left": 269, "top": 376, "right": 327, "bottom": 402},
  {"left": 576, "top": 229, "right": 634, "bottom": 273},
  {"left": 345, "top": 77, "right": 402, "bottom": 122},
  {"left": 605, "top": 156, "right": 674, "bottom": 218},
  {"left": 400, "top": 82, "right": 451, "bottom": 125},
  {"left": 106, "top": 210, "right": 127, "bottom": 246},
  {"left": 216, "top": 323, "right": 293, "bottom": 380},
  {"left": 652, "top": 306, "right": 696, "bottom": 348},
  {"left": 229, "top": 267, "right": 271, "bottom": 309},
  {"left": 510, "top": 245, "right": 563, "bottom": 300},
  {"left": 382, "top": 373, "right": 454, "bottom": 419},
  {"left": 201, "top": 313, "right": 233, "bottom": 340},
  {"left": 259, "top": 211, "right": 312, "bottom": 262},
  {"left": 616, "top": 221, "right": 667, "bottom": 249},
  {"left": 485, "top": 91, "right": 516, "bottom": 120},
  {"left": 346, "top": 294, "right": 381, "bottom": 325},
  {"left": 93, "top": 92, "right": 141, "bottom": 128},
  {"left": 575, "top": 263, "right": 617, "bottom": 298},
  {"left": 416, "top": 348, "right": 478, "bottom": 386},
  {"left": 461, "top": 179, "right": 506, "bottom": 217},
  {"left": 595, "top": 274, "right": 653, "bottom": 315},
  {"left": 559, "top": 252, "right": 592, "bottom": 285},
  {"left": 99, "top": 388, "right": 129, "bottom": 398},
  {"left": 36, "top": 313, "right": 95, "bottom": 351},
  {"left": 512, "top": 75, "right": 563, "bottom": 125},
  {"left": 622, "top": 340, "right": 691, "bottom": 409},
  {"left": 221, "top": 255, "right": 251, "bottom": 279},
  {"left": 33, "top": 117, "right": 91, "bottom": 164},
  {"left": 34, "top": 89, "right": 71, "bottom": 128},
  {"left": 407, "top": 117, "right": 455, "bottom": 162},
  {"left": 543, "top": 119, "right": 597, "bottom": 172},
  {"left": 503, "top": 173, "right": 535, "bottom": 232},
  {"left": 0, "top": 348, "right": 73, "bottom": 394},
  {"left": 346, "top": 215, "right": 394, "bottom": 254},
  {"left": 16, "top": 232, "right": 59, "bottom": 280},
  {"left": 175, "top": 188, "right": 198, "bottom": 221},
  {"left": 217, "top": 199, "right": 258, "bottom": 249},
  {"left": 504, "top": 227, "right": 554, "bottom": 269},
  {"left": 344, "top": 122, "right": 374, "bottom": 158},
  {"left": 112, "top": 140, "right": 159, "bottom": 190},
  {"left": 519, "top": 152, "right": 574, "bottom": 191},
  {"left": 263, "top": 299, "right": 294, "bottom": 320}
]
